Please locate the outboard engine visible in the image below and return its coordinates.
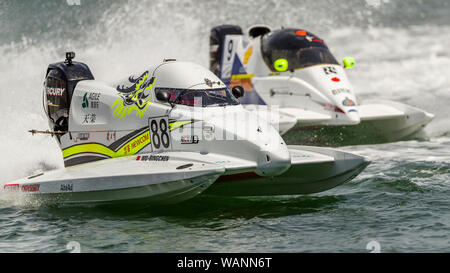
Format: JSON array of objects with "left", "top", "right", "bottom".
[
  {"left": 43, "top": 52, "right": 94, "bottom": 137},
  {"left": 209, "top": 25, "right": 243, "bottom": 77}
]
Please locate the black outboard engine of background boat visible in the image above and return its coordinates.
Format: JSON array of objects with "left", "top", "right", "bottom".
[
  {"left": 43, "top": 52, "right": 94, "bottom": 138},
  {"left": 210, "top": 25, "right": 243, "bottom": 77}
]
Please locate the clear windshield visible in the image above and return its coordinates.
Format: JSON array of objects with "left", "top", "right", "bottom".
[{"left": 156, "top": 88, "right": 240, "bottom": 107}]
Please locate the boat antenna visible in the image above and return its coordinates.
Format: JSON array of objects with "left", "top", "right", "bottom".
[
  {"left": 28, "top": 129, "right": 67, "bottom": 137},
  {"left": 65, "top": 51, "right": 75, "bottom": 65}
]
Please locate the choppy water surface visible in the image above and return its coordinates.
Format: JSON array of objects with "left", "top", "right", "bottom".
[{"left": 0, "top": 0, "right": 449, "bottom": 252}]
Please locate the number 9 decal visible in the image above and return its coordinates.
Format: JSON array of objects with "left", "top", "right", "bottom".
[
  {"left": 149, "top": 116, "right": 171, "bottom": 151},
  {"left": 227, "top": 40, "right": 234, "bottom": 61}
]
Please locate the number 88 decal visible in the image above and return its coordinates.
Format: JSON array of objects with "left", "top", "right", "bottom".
[{"left": 149, "top": 117, "right": 171, "bottom": 151}]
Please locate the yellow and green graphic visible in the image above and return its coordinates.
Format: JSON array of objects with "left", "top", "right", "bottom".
[
  {"left": 63, "top": 129, "right": 150, "bottom": 160},
  {"left": 169, "top": 120, "right": 195, "bottom": 131},
  {"left": 110, "top": 71, "right": 156, "bottom": 119},
  {"left": 62, "top": 120, "right": 196, "bottom": 166},
  {"left": 243, "top": 46, "right": 253, "bottom": 65}
]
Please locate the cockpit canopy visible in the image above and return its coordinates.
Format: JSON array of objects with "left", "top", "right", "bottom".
[
  {"left": 155, "top": 87, "right": 239, "bottom": 107},
  {"left": 261, "top": 28, "right": 339, "bottom": 71}
]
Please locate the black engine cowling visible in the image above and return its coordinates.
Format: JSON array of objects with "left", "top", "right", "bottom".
[{"left": 43, "top": 52, "right": 94, "bottom": 134}]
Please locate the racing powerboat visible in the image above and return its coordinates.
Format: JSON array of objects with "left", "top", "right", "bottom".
[
  {"left": 209, "top": 25, "right": 434, "bottom": 146},
  {"left": 2, "top": 53, "right": 369, "bottom": 204}
]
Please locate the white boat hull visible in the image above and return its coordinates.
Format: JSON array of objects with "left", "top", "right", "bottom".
[
  {"left": 210, "top": 27, "right": 434, "bottom": 146},
  {"left": 3, "top": 155, "right": 224, "bottom": 205},
  {"left": 203, "top": 145, "right": 369, "bottom": 196},
  {"left": 247, "top": 100, "right": 434, "bottom": 146}
]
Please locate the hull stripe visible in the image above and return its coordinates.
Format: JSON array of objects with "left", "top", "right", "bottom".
[
  {"left": 61, "top": 120, "right": 196, "bottom": 166},
  {"left": 62, "top": 130, "right": 150, "bottom": 159}
]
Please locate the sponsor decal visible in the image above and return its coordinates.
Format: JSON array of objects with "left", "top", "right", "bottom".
[
  {"left": 122, "top": 131, "right": 150, "bottom": 155},
  {"left": 60, "top": 183, "right": 73, "bottom": 192},
  {"left": 181, "top": 135, "right": 199, "bottom": 144},
  {"left": 74, "top": 132, "right": 90, "bottom": 143},
  {"left": 323, "top": 66, "right": 337, "bottom": 75},
  {"left": 243, "top": 46, "right": 253, "bottom": 65},
  {"left": 62, "top": 127, "right": 151, "bottom": 165},
  {"left": 331, "top": 88, "right": 351, "bottom": 95},
  {"left": 82, "top": 92, "right": 101, "bottom": 109},
  {"left": 342, "top": 97, "right": 356, "bottom": 106},
  {"left": 3, "top": 184, "right": 19, "bottom": 191},
  {"left": 79, "top": 133, "right": 90, "bottom": 140},
  {"left": 78, "top": 132, "right": 90, "bottom": 140},
  {"left": 323, "top": 103, "right": 345, "bottom": 114},
  {"left": 331, "top": 77, "right": 340, "bottom": 82},
  {"left": 82, "top": 113, "right": 96, "bottom": 124},
  {"left": 210, "top": 44, "right": 219, "bottom": 53},
  {"left": 136, "top": 155, "right": 169, "bottom": 161},
  {"left": 296, "top": 30, "right": 323, "bottom": 43},
  {"left": 46, "top": 87, "right": 65, "bottom": 97},
  {"left": 21, "top": 184, "right": 40, "bottom": 192},
  {"left": 82, "top": 93, "right": 88, "bottom": 108},
  {"left": 110, "top": 71, "right": 156, "bottom": 119}
]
